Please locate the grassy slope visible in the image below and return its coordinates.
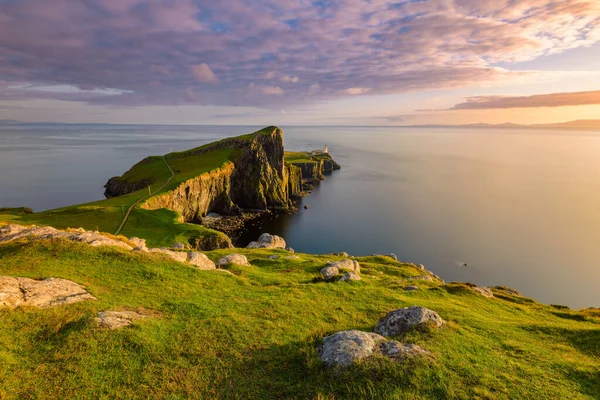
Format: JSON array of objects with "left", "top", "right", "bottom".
[{"left": 0, "top": 239, "right": 598, "bottom": 399}]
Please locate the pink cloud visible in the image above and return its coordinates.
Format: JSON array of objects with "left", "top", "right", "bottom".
[{"left": 190, "top": 64, "right": 219, "bottom": 83}]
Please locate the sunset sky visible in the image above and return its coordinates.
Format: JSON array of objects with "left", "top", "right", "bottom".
[{"left": 0, "top": 0, "right": 599, "bottom": 125}]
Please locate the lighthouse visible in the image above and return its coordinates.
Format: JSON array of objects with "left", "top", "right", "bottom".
[{"left": 323, "top": 145, "right": 329, "bottom": 153}]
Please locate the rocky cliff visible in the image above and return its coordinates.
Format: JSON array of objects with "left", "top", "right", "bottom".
[
  {"left": 285, "top": 151, "right": 341, "bottom": 182},
  {"left": 104, "top": 127, "right": 313, "bottom": 224}
]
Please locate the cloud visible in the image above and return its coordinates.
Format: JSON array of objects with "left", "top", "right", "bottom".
[
  {"left": 190, "top": 64, "right": 219, "bottom": 83},
  {"left": 448, "top": 89, "right": 600, "bottom": 110},
  {"left": 0, "top": 0, "right": 598, "bottom": 108},
  {"left": 345, "top": 87, "right": 370, "bottom": 95}
]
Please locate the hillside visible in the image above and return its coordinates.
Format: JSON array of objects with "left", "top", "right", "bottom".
[{"left": 0, "top": 230, "right": 598, "bottom": 399}]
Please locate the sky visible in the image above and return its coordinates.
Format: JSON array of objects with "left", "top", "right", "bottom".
[{"left": 0, "top": 0, "right": 599, "bottom": 125}]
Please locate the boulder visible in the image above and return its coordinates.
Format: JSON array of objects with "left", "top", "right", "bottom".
[
  {"left": 389, "top": 253, "right": 399, "bottom": 261},
  {"left": 187, "top": 252, "right": 216, "bottom": 270},
  {"left": 149, "top": 248, "right": 188, "bottom": 263},
  {"left": 374, "top": 306, "right": 444, "bottom": 336},
  {"left": 318, "top": 330, "right": 431, "bottom": 368},
  {"left": 95, "top": 310, "right": 150, "bottom": 330},
  {"left": 172, "top": 242, "right": 186, "bottom": 250},
  {"left": 327, "top": 259, "right": 360, "bottom": 274},
  {"left": 320, "top": 266, "right": 339, "bottom": 280},
  {"left": 133, "top": 246, "right": 149, "bottom": 253},
  {"left": 332, "top": 252, "right": 349, "bottom": 257},
  {"left": 319, "top": 330, "right": 384, "bottom": 368},
  {"left": 286, "top": 247, "right": 295, "bottom": 253},
  {"left": 216, "top": 254, "right": 250, "bottom": 267},
  {"left": 0, "top": 276, "right": 96, "bottom": 309},
  {"left": 340, "top": 272, "right": 361, "bottom": 282},
  {"left": 246, "top": 233, "right": 286, "bottom": 249}
]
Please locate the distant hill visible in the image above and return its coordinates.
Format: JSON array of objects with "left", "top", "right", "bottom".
[
  {"left": 532, "top": 119, "right": 600, "bottom": 129},
  {"left": 406, "top": 119, "right": 600, "bottom": 130}
]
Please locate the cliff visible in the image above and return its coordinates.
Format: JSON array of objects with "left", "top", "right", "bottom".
[
  {"left": 103, "top": 127, "right": 319, "bottom": 224},
  {"left": 284, "top": 151, "right": 341, "bottom": 182}
]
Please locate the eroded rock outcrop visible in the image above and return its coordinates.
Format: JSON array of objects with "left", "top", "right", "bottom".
[
  {"left": 327, "top": 259, "right": 360, "bottom": 274},
  {"left": 95, "top": 310, "right": 153, "bottom": 329},
  {"left": 318, "top": 330, "right": 431, "bottom": 368},
  {"left": 0, "top": 276, "right": 96, "bottom": 308},
  {"left": 0, "top": 224, "right": 132, "bottom": 250}
]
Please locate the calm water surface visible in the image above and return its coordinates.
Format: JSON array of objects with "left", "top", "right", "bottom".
[{"left": 1, "top": 124, "right": 599, "bottom": 308}]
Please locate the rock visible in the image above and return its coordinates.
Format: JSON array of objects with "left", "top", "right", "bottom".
[
  {"left": 319, "top": 330, "right": 384, "bottom": 368},
  {"left": 0, "top": 224, "right": 132, "bottom": 250},
  {"left": 172, "top": 242, "right": 186, "bottom": 250},
  {"left": 246, "top": 233, "right": 286, "bottom": 249},
  {"left": 286, "top": 247, "right": 295, "bottom": 253},
  {"left": 374, "top": 306, "right": 444, "bottom": 336},
  {"left": 379, "top": 341, "right": 432, "bottom": 360},
  {"left": 417, "top": 264, "right": 426, "bottom": 271},
  {"left": 95, "top": 311, "right": 150, "bottom": 330},
  {"left": 389, "top": 253, "right": 399, "bottom": 261},
  {"left": 133, "top": 246, "right": 149, "bottom": 252},
  {"left": 340, "top": 272, "right": 361, "bottom": 282},
  {"left": 404, "top": 286, "right": 419, "bottom": 291},
  {"left": 304, "top": 205, "right": 308, "bottom": 209},
  {"left": 187, "top": 252, "right": 216, "bottom": 270},
  {"left": 472, "top": 286, "right": 494, "bottom": 298},
  {"left": 0, "top": 276, "right": 96, "bottom": 309},
  {"left": 320, "top": 266, "right": 339, "bottom": 280},
  {"left": 267, "top": 255, "right": 280, "bottom": 260},
  {"left": 327, "top": 259, "right": 360, "bottom": 274},
  {"left": 149, "top": 248, "right": 188, "bottom": 263},
  {"left": 332, "top": 252, "right": 349, "bottom": 257},
  {"left": 318, "top": 330, "right": 431, "bottom": 368},
  {"left": 216, "top": 254, "right": 250, "bottom": 267},
  {"left": 129, "top": 237, "right": 147, "bottom": 248}
]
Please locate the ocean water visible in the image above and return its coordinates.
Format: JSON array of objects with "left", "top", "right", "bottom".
[{"left": 1, "top": 123, "right": 599, "bottom": 308}]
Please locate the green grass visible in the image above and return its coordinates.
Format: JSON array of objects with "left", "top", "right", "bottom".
[
  {"left": 285, "top": 151, "right": 318, "bottom": 164},
  {"left": 0, "top": 239, "right": 598, "bottom": 399}
]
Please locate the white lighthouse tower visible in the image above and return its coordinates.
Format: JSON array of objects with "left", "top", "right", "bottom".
[{"left": 323, "top": 145, "right": 329, "bottom": 153}]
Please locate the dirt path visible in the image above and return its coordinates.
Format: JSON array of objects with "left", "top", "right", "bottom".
[{"left": 115, "top": 156, "right": 175, "bottom": 235}]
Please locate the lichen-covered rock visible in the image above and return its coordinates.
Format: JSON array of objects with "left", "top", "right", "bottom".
[
  {"left": 95, "top": 311, "right": 150, "bottom": 329},
  {"left": 340, "top": 272, "right": 361, "bottom": 282},
  {"left": 374, "top": 306, "right": 444, "bottom": 336},
  {"left": 332, "top": 252, "right": 349, "bottom": 257},
  {"left": 318, "top": 330, "right": 431, "bottom": 368},
  {"left": 319, "top": 330, "right": 384, "bottom": 368},
  {"left": 320, "top": 266, "right": 339, "bottom": 280},
  {"left": 187, "top": 252, "right": 216, "bottom": 270},
  {"left": 0, "top": 277, "right": 96, "bottom": 309},
  {"left": 216, "top": 254, "right": 250, "bottom": 267},
  {"left": 327, "top": 259, "right": 360, "bottom": 274},
  {"left": 379, "top": 341, "right": 432, "bottom": 360},
  {"left": 149, "top": 248, "right": 188, "bottom": 263},
  {"left": 0, "top": 224, "right": 132, "bottom": 250},
  {"left": 246, "top": 233, "right": 286, "bottom": 249}
]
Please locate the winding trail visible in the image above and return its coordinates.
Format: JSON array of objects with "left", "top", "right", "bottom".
[{"left": 115, "top": 156, "right": 175, "bottom": 235}]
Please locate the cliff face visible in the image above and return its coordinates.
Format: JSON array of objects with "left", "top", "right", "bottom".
[
  {"left": 106, "top": 127, "right": 307, "bottom": 224},
  {"left": 287, "top": 152, "right": 341, "bottom": 182}
]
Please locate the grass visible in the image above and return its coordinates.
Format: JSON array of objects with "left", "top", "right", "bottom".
[
  {"left": 0, "top": 238, "right": 598, "bottom": 399},
  {"left": 285, "top": 151, "right": 318, "bottom": 164}
]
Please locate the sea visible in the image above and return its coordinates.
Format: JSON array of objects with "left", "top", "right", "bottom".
[{"left": 1, "top": 123, "right": 599, "bottom": 308}]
